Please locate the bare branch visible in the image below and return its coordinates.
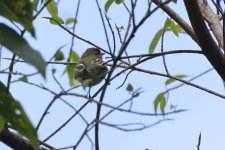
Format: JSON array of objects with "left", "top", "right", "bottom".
[
  {"left": 197, "top": 0, "right": 223, "bottom": 48},
  {"left": 184, "top": 0, "right": 225, "bottom": 81}
]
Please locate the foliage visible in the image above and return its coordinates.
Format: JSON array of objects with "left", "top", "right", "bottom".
[
  {"left": 149, "top": 18, "right": 183, "bottom": 53},
  {"left": 45, "top": 0, "right": 64, "bottom": 24},
  {"left": 0, "top": 0, "right": 47, "bottom": 148},
  {"left": 0, "top": 0, "right": 35, "bottom": 36},
  {"left": 105, "top": 0, "right": 124, "bottom": 13},
  {"left": 63, "top": 50, "right": 80, "bottom": 86},
  {"left": 0, "top": 82, "right": 38, "bottom": 149},
  {"left": 0, "top": 24, "right": 46, "bottom": 77},
  {"left": 0, "top": 0, "right": 223, "bottom": 149}
]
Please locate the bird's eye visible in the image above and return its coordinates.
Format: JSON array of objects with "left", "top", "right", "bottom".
[{"left": 95, "top": 50, "right": 100, "bottom": 55}]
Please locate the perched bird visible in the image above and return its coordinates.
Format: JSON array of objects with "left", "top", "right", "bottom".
[{"left": 74, "top": 48, "right": 108, "bottom": 87}]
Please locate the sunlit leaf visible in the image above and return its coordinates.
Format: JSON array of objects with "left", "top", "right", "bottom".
[
  {"left": 126, "top": 83, "right": 133, "bottom": 92},
  {"left": 163, "top": 18, "right": 172, "bottom": 29},
  {"left": 160, "top": 97, "right": 166, "bottom": 115},
  {"left": 67, "top": 64, "right": 75, "bottom": 86},
  {"left": 65, "top": 18, "right": 77, "bottom": 25},
  {"left": 0, "top": 24, "right": 46, "bottom": 77},
  {"left": 149, "top": 28, "right": 164, "bottom": 54},
  {"left": 70, "top": 50, "right": 80, "bottom": 62},
  {"left": 105, "top": 0, "right": 115, "bottom": 13},
  {"left": 149, "top": 18, "right": 184, "bottom": 54},
  {"left": 63, "top": 50, "right": 80, "bottom": 86},
  {"left": 170, "top": 20, "right": 179, "bottom": 37},
  {"left": 115, "top": 0, "right": 124, "bottom": 4},
  {"left": 154, "top": 93, "right": 164, "bottom": 114},
  {"left": 176, "top": 24, "right": 184, "bottom": 32},
  {"left": 45, "top": 0, "right": 58, "bottom": 16},
  {"left": 44, "top": 0, "right": 64, "bottom": 25},
  {"left": 50, "top": 15, "right": 64, "bottom": 24},
  {"left": 165, "top": 75, "right": 187, "bottom": 86},
  {"left": 164, "top": 18, "right": 183, "bottom": 37},
  {"left": 19, "top": 76, "right": 28, "bottom": 83},
  {"left": 0, "top": 81, "right": 38, "bottom": 149},
  {"left": 0, "top": 0, "right": 35, "bottom": 36}
]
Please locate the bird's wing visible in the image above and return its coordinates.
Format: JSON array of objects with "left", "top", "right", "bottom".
[
  {"left": 74, "top": 62, "right": 86, "bottom": 78},
  {"left": 94, "top": 58, "right": 105, "bottom": 68}
]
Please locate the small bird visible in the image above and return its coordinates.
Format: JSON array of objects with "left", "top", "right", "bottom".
[{"left": 74, "top": 48, "right": 108, "bottom": 87}]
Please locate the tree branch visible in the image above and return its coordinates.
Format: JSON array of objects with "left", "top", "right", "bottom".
[
  {"left": 184, "top": 0, "right": 225, "bottom": 81},
  {"left": 0, "top": 129, "right": 34, "bottom": 150},
  {"left": 197, "top": 0, "right": 223, "bottom": 48}
]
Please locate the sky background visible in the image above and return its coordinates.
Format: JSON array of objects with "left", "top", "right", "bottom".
[{"left": 1, "top": 0, "right": 225, "bottom": 150}]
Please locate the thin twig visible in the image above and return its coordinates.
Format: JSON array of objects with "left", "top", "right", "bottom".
[
  {"left": 116, "top": 70, "right": 133, "bottom": 89},
  {"left": 6, "top": 54, "right": 16, "bottom": 91},
  {"left": 166, "top": 68, "right": 214, "bottom": 93},
  {"left": 42, "top": 100, "right": 90, "bottom": 142},
  {"left": 119, "top": 50, "right": 203, "bottom": 59},
  {"left": 95, "top": 0, "right": 112, "bottom": 52},
  {"left": 197, "top": 132, "right": 201, "bottom": 150},
  {"left": 69, "top": 0, "right": 81, "bottom": 61},
  {"left": 104, "top": 14, "right": 116, "bottom": 54},
  {"left": 100, "top": 118, "right": 172, "bottom": 131}
]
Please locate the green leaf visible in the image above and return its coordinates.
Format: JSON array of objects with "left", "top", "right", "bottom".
[
  {"left": 160, "top": 97, "right": 166, "bottom": 115},
  {"left": 62, "top": 51, "right": 80, "bottom": 86},
  {"left": 126, "top": 83, "right": 133, "bottom": 92},
  {"left": 70, "top": 50, "right": 80, "bottom": 62},
  {"left": 154, "top": 93, "right": 163, "bottom": 113},
  {"left": 0, "top": 81, "right": 38, "bottom": 149},
  {"left": 62, "top": 62, "right": 69, "bottom": 75},
  {"left": 149, "top": 18, "right": 184, "bottom": 54},
  {"left": 164, "top": 18, "right": 183, "bottom": 37},
  {"left": 54, "top": 50, "right": 64, "bottom": 61},
  {"left": 67, "top": 64, "right": 75, "bottom": 86},
  {"left": 0, "top": 116, "right": 5, "bottom": 132},
  {"left": 0, "top": 0, "right": 35, "bottom": 37},
  {"left": 105, "top": 0, "right": 115, "bottom": 13},
  {"left": 44, "top": 0, "right": 64, "bottom": 25},
  {"left": 115, "top": 0, "right": 124, "bottom": 4},
  {"left": 0, "top": 24, "right": 46, "bottom": 77},
  {"left": 67, "top": 50, "right": 80, "bottom": 86},
  {"left": 65, "top": 18, "right": 77, "bottom": 25},
  {"left": 149, "top": 28, "right": 164, "bottom": 53},
  {"left": 45, "top": 0, "right": 58, "bottom": 16},
  {"left": 19, "top": 76, "right": 28, "bottom": 83},
  {"left": 165, "top": 75, "right": 187, "bottom": 86},
  {"left": 163, "top": 18, "right": 172, "bottom": 29},
  {"left": 176, "top": 24, "right": 184, "bottom": 32},
  {"left": 170, "top": 20, "right": 179, "bottom": 37},
  {"left": 50, "top": 15, "right": 64, "bottom": 24},
  {"left": 154, "top": 93, "right": 165, "bottom": 114}
]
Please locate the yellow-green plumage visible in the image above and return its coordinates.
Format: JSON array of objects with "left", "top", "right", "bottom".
[{"left": 74, "top": 48, "right": 108, "bottom": 87}]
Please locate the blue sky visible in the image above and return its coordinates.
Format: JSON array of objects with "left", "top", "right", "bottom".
[{"left": 1, "top": 0, "right": 225, "bottom": 150}]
